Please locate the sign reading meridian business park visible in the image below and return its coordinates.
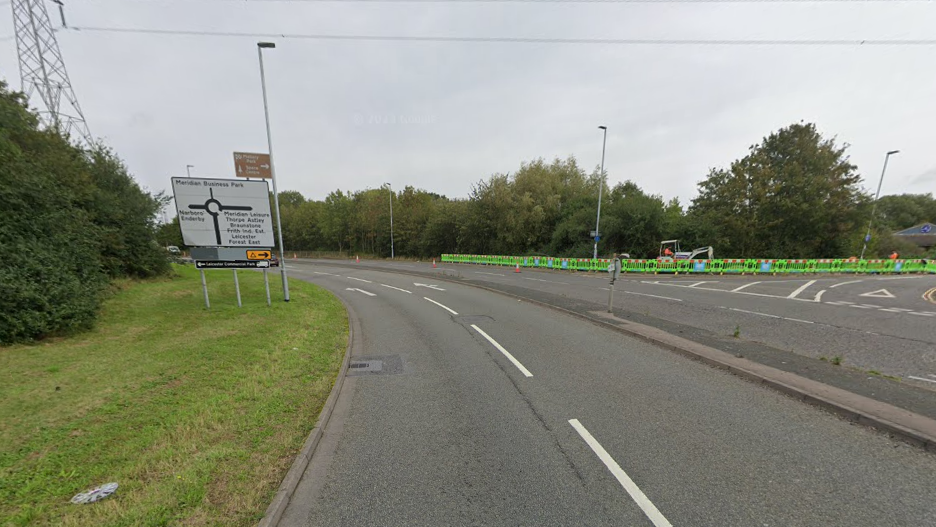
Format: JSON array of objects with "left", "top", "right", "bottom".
[{"left": 171, "top": 177, "right": 274, "bottom": 248}]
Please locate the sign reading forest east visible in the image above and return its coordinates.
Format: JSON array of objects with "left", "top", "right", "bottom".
[{"left": 171, "top": 177, "right": 274, "bottom": 248}]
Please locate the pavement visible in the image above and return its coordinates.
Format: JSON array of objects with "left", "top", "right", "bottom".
[{"left": 273, "top": 261, "right": 936, "bottom": 527}]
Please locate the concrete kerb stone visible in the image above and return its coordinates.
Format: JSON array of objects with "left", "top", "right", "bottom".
[
  {"left": 257, "top": 296, "right": 358, "bottom": 527},
  {"left": 309, "top": 260, "right": 936, "bottom": 453}
]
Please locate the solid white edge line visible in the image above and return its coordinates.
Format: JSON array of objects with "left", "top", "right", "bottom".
[
  {"left": 908, "top": 376, "right": 936, "bottom": 384},
  {"left": 787, "top": 280, "right": 817, "bottom": 299},
  {"left": 423, "top": 297, "right": 459, "bottom": 315},
  {"left": 568, "top": 419, "right": 673, "bottom": 527},
  {"left": 784, "top": 317, "right": 814, "bottom": 324},
  {"left": 470, "top": 324, "right": 533, "bottom": 377},
  {"left": 730, "top": 281, "right": 761, "bottom": 292},
  {"left": 380, "top": 284, "right": 412, "bottom": 294},
  {"left": 624, "top": 291, "right": 683, "bottom": 302},
  {"left": 347, "top": 277, "right": 372, "bottom": 283}
]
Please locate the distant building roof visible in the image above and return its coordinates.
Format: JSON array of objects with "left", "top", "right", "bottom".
[{"left": 894, "top": 223, "right": 936, "bottom": 248}]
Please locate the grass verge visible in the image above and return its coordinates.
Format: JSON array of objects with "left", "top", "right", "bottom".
[{"left": 0, "top": 264, "right": 347, "bottom": 526}]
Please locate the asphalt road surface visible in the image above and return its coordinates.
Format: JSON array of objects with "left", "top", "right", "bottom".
[{"left": 277, "top": 261, "right": 936, "bottom": 527}]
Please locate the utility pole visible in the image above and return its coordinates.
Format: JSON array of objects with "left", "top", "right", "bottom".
[
  {"left": 11, "top": 0, "right": 92, "bottom": 143},
  {"left": 860, "top": 150, "right": 900, "bottom": 260},
  {"left": 385, "top": 183, "right": 395, "bottom": 259}
]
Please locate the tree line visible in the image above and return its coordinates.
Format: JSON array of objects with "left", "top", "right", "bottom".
[
  {"left": 1, "top": 81, "right": 169, "bottom": 344},
  {"left": 159, "top": 122, "right": 933, "bottom": 261}
]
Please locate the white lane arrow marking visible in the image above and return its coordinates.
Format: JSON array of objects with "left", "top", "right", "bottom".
[
  {"left": 345, "top": 288, "right": 376, "bottom": 297},
  {"left": 860, "top": 289, "right": 895, "bottom": 298},
  {"left": 414, "top": 283, "right": 446, "bottom": 291}
]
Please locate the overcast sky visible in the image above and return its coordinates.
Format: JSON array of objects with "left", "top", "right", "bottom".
[{"left": 2, "top": 0, "right": 935, "bottom": 213}]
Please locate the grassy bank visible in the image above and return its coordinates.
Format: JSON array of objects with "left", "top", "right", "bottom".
[{"left": 0, "top": 265, "right": 347, "bottom": 526}]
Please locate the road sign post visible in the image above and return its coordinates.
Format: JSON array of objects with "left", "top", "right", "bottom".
[
  {"left": 607, "top": 254, "right": 622, "bottom": 313},
  {"left": 200, "top": 269, "right": 210, "bottom": 309},
  {"left": 263, "top": 269, "right": 271, "bottom": 306},
  {"left": 233, "top": 269, "right": 242, "bottom": 308}
]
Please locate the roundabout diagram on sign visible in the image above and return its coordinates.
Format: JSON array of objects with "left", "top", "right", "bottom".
[{"left": 187, "top": 188, "right": 253, "bottom": 245}]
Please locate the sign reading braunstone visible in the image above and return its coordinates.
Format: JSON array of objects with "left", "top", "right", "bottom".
[{"left": 171, "top": 177, "right": 274, "bottom": 248}]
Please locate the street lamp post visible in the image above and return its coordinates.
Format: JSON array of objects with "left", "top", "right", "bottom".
[
  {"left": 257, "top": 41, "right": 290, "bottom": 302},
  {"left": 860, "top": 150, "right": 900, "bottom": 260},
  {"left": 385, "top": 183, "right": 395, "bottom": 259},
  {"left": 593, "top": 125, "right": 608, "bottom": 260},
  {"left": 186, "top": 164, "right": 194, "bottom": 178}
]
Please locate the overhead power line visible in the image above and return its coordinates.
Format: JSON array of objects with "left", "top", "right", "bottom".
[
  {"left": 93, "top": 0, "right": 936, "bottom": 3},
  {"left": 68, "top": 26, "right": 936, "bottom": 46}
]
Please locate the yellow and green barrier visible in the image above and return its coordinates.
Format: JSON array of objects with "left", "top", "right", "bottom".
[{"left": 440, "top": 254, "right": 934, "bottom": 275}]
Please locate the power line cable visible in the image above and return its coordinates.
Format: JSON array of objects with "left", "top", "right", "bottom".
[
  {"left": 89, "top": 0, "right": 936, "bottom": 3},
  {"left": 68, "top": 26, "right": 936, "bottom": 45}
]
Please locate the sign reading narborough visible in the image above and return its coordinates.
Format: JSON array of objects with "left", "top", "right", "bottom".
[{"left": 171, "top": 177, "right": 274, "bottom": 247}]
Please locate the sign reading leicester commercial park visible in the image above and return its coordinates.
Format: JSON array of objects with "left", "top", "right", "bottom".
[{"left": 171, "top": 177, "right": 274, "bottom": 248}]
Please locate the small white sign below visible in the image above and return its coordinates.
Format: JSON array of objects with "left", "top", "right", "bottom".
[
  {"left": 860, "top": 289, "right": 896, "bottom": 299},
  {"left": 171, "top": 177, "right": 274, "bottom": 248}
]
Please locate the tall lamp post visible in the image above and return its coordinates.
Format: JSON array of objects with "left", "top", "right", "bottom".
[
  {"left": 860, "top": 149, "right": 900, "bottom": 260},
  {"left": 257, "top": 41, "right": 290, "bottom": 302},
  {"left": 593, "top": 125, "right": 608, "bottom": 260},
  {"left": 186, "top": 164, "right": 194, "bottom": 178},
  {"left": 385, "top": 183, "right": 395, "bottom": 259}
]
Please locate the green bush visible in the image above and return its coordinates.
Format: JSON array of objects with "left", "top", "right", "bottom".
[{"left": 0, "top": 81, "right": 168, "bottom": 343}]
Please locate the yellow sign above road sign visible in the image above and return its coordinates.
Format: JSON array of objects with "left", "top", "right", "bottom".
[
  {"left": 233, "top": 152, "right": 272, "bottom": 179},
  {"left": 247, "top": 250, "right": 272, "bottom": 260}
]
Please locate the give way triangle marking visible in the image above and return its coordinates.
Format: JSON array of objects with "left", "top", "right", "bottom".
[{"left": 860, "top": 289, "right": 895, "bottom": 299}]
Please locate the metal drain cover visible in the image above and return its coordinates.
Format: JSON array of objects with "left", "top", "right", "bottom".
[{"left": 347, "top": 355, "right": 404, "bottom": 376}]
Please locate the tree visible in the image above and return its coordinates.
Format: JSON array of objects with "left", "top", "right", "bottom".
[{"left": 689, "top": 123, "right": 868, "bottom": 258}]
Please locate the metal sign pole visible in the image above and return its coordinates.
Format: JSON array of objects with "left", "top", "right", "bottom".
[
  {"left": 200, "top": 269, "right": 210, "bottom": 309},
  {"left": 607, "top": 254, "right": 620, "bottom": 313},
  {"left": 263, "top": 268, "right": 271, "bottom": 306},
  {"left": 233, "top": 270, "right": 242, "bottom": 308}
]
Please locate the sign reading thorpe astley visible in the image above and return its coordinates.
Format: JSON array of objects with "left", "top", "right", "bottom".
[{"left": 171, "top": 177, "right": 274, "bottom": 247}]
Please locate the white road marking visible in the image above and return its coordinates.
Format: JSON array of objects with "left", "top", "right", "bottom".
[
  {"left": 908, "top": 376, "right": 936, "bottom": 384},
  {"left": 829, "top": 280, "right": 863, "bottom": 289},
  {"left": 424, "top": 297, "right": 459, "bottom": 315},
  {"left": 524, "top": 277, "right": 569, "bottom": 285},
  {"left": 813, "top": 289, "right": 826, "bottom": 303},
  {"left": 784, "top": 317, "right": 815, "bottom": 324},
  {"left": 909, "top": 312, "right": 936, "bottom": 317},
  {"left": 347, "top": 277, "right": 372, "bottom": 283},
  {"left": 849, "top": 305, "right": 873, "bottom": 309},
  {"left": 928, "top": 374, "right": 936, "bottom": 379},
  {"left": 624, "top": 291, "right": 683, "bottom": 302},
  {"left": 345, "top": 288, "right": 376, "bottom": 297},
  {"left": 475, "top": 271, "right": 506, "bottom": 277},
  {"left": 568, "top": 419, "right": 673, "bottom": 527},
  {"left": 471, "top": 325, "right": 533, "bottom": 377},
  {"left": 730, "top": 307, "right": 780, "bottom": 319},
  {"left": 879, "top": 308, "right": 912, "bottom": 313},
  {"left": 414, "top": 283, "right": 446, "bottom": 291},
  {"left": 860, "top": 289, "right": 895, "bottom": 299},
  {"left": 731, "top": 281, "right": 761, "bottom": 292},
  {"left": 599, "top": 287, "right": 610, "bottom": 291},
  {"left": 313, "top": 271, "right": 336, "bottom": 276},
  {"left": 380, "top": 284, "right": 412, "bottom": 294},
  {"left": 687, "top": 281, "right": 712, "bottom": 288},
  {"left": 787, "top": 280, "right": 817, "bottom": 299},
  {"left": 859, "top": 304, "right": 881, "bottom": 308}
]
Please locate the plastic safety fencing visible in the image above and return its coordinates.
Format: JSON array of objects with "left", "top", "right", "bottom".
[{"left": 440, "top": 255, "right": 935, "bottom": 274}]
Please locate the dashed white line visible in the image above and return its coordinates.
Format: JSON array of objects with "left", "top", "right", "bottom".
[
  {"left": 313, "top": 271, "right": 336, "bottom": 276},
  {"left": 829, "top": 280, "right": 863, "bottom": 289},
  {"left": 523, "top": 277, "right": 569, "bottom": 285},
  {"left": 858, "top": 304, "right": 881, "bottom": 309},
  {"left": 787, "top": 280, "right": 817, "bottom": 299},
  {"left": 345, "top": 288, "right": 376, "bottom": 297},
  {"left": 471, "top": 325, "right": 533, "bottom": 377},
  {"left": 879, "top": 308, "right": 912, "bottom": 313},
  {"left": 849, "top": 305, "right": 873, "bottom": 309},
  {"left": 475, "top": 271, "right": 506, "bottom": 277},
  {"left": 624, "top": 291, "right": 683, "bottom": 302},
  {"left": 908, "top": 376, "right": 936, "bottom": 384},
  {"left": 568, "top": 419, "right": 673, "bottom": 527},
  {"left": 347, "top": 277, "right": 372, "bottom": 283},
  {"left": 380, "top": 284, "right": 412, "bottom": 294},
  {"left": 423, "top": 297, "right": 459, "bottom": 315},
  {"left": 731, "top": 281, "right": 761, "bottom": 292},
  {"left": 909, "top": 312, "right": 936, "bottom": 317},
  {"left": 730, "top": 307, "right": 779, "bottom": 319}
]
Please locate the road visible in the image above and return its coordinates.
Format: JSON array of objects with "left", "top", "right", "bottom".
[{"left": 277, "top": 261, "right": 936, "bottom": 527}]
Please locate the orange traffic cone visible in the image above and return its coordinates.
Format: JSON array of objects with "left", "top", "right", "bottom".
[
  {"left": 432, "top": 259, "right": 437, "bottom": 268},
  {"left": 356, "top": 255, "right": 360, "bottom": 263},
  {"left": 514, "top": 264, "right": 521, "bottom": 273}
]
